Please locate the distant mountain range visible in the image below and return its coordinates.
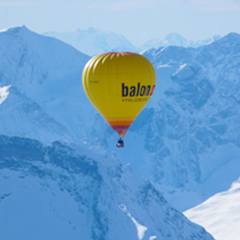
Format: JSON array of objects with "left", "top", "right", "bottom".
[
  {"left": 46, "top": 28, "right": 222, "bottom": 55},
  {"left": 140, "top": 33, "right": 221, "bottom": 51},
  {"left": 45, "top": 28, "right": 137, "bottom": 56}
]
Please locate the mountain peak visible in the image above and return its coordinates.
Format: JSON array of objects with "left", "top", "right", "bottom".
[
  {"left": 201, "top": 32, "right": 240, "bottom": 53},
  {"left": 0, "top": 25, "right": 37, "bottom": 40},
  {"left": 225, "top": 32, "right": 240, "bottom": 40},
  {"left": 6, "top": 25, "right": 31, "bottom": 34},
  {"left": 213, "top": 32, "right": 240, "bottom": 46},
  {"left": 165, "top": 32, "right": 187, "bottom": 41}
]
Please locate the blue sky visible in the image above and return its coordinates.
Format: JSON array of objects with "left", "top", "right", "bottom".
[{"left": 1, "top": 0, "right": 240, "bottom": 44}]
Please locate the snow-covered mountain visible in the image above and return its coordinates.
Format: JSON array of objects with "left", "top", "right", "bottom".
[
  {"left": 46, "top": 28, "right": 137, "bottom": 56},
  {"left": 1, "top": 25, "right": 240, "bottom": 238},
  {"left": 46, "top": 30, "right": 220, "bottom": 56},
  {"left": 76, "top": 31, "right": 240, "bottom": 212},
  {"left": 185, "top": 179, "right": 240, "bottom": 240},
  {"left": 0, "top": 26, "right": 95, "bottom": 144},
  {"left": 135, "top": 32, "right": 240, "bottom": 210},
  {"left": 0, "top": 26, "right": 215, "bottom": 239},
  {"left": 191, "top": 35, "right": 221, "bottom": 48},
  {"left": 1, "top": 26, "right": 240, "bottom": 209},
  {"left": 74, "top": 31, "right": 240, "bottom": 213},
  {"left": 141, "top": 33, "right": 189, "bottom": 50},
  {"left": 0, "top": 86, "right": 72, "bottom": 143},
  {"left": 0, "top": 135, "right": 214, "bottom": 240},
  {"left": 141, "top": 33, "right": 221, "bottom": 51}
]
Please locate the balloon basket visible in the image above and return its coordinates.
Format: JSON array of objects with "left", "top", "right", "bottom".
[{"left": 116, "top": 138, "right": 124, "bottom": 148}]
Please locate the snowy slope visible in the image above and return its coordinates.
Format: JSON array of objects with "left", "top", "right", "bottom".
[
  {"left": 0, "top": 135, "right": 214, "bottom": 240},
  {"left": 0, "top": 85, "right": 10, "bottom": 104},
  {"left": 185, "top": 180, "right": 240, "bottom": 240},
  {"left": 0, "top": 86, "right": 71, "bottom": 143},
  {"left": 46, "top": 28, "right": 137, "bottom": 56},
  {"left": 135, "top": 33, "right": 240, "bottom": 210},
  {"left": 0, "top": 26, "right": 96, "bottom": 144}
]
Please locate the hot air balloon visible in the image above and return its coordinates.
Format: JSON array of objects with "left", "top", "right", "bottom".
[{"left": 82, "top": 52, "right": 156, "bottom": 147}]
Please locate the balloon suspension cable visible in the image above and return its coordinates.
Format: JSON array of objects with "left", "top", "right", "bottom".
[{"left": 116, "top": 137, "right": 124, "bottom": 148}]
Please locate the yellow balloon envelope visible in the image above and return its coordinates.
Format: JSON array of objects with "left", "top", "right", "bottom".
[{"left": 82, "top": 52, "right": 156, "bottom": 145}]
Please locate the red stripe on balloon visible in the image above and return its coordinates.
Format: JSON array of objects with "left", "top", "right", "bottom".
[{"left": 110, "top": 124, "right": 131, "bottom": 137}]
